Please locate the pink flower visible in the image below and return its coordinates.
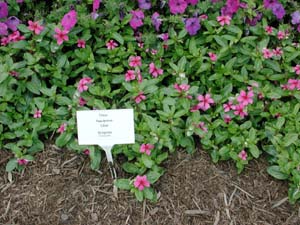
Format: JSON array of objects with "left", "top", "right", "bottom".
[
  {"left": 79, "top": 97, "right": 87, "bottom": 106},
  {"left": 158, "top": 33, "right": 169, "bottom": 41},
  {"left": 223, "top": 101, "right": 233, "bottom": 112},
  {"left": 174, "top": 83, "right": 190, "bottom": 93},
  {"left": 33, "top": 109, "right": 42, "bottom": 118},
  {"left": 199, "top": 14, "right": 208, "bottom": 20},
  {"left": 149, "top": 62, "right": 163, "bottom": 78},
  {"left": 1, "top": 36, "right": 9, "bottom": 46},
  {"left": 208, "top": 52, "right": 217, "bottom": 62},
  {"left": 137, "top": 69, "right": 143, "bottom": 83},
  {"left": 125, "top": 70, "right": 136, "bottom": 81},
  {"left": 233, "top": 104, "right": 248, "bottom": 118},
  {"left": 106, "top": 40, "right": 118, "bottom": 50},
  {"left": 198, "top": 122, "right": 208, "bottom": 132},
  {"left": 197, "top": 94, "right": 214, "bottom": 111},
  {"left": 129, "top": 10, "right": 144, "bottom": 30},
  {"left": 262, "top": 48, "right": 273, "bottom": 59},
  {"left": 78, "top": 77, "right": 92, "bottom": 92},
  {"left": 237, "top": 90, "right": 254, "bottom": 106},
  {"left": 293, "top": 65, "right": 300, "bottom": 75},
  {"left": 9, "top": 71, "right": 19, "bottom": 77},
  {"left": 8, "top": 31, "right": 25, "bottom": 42},
  {"left": 277, "top": 31, "right": 285, "bottom": 40},
  {"left": 265, "top": 26, "right": 273, "bottom": 34},
  {"left": 61, "top": 10, "right": 77, "bottom": 31},
  {"left": 28, "top": 20, "right": 44, "bottom": 35},
  {"left": 77, "top": 39, "right": 86, "bottom": 48},
  {"left": 83, "top": 149, "right": 90, "bottom": 155},
  {"left": 140, "top": 143, "right": 154, "bottom": 155},
  {"left": 17, "top": 158, "right": 29, "bottom": 166},
  {"left": 272, "top": 47, "right": 283, "bottom": 57},
  {"left": 238, "top": 150, "right": 247, "bottom": 160},
  {"left": 53, "top": 27, "right": 69, "bottom": 45},
  {"left": 168, "top": 0, "right": 187, "bottom": 14},
  {"left": 134, "top": 175, "right": 150, "bottom": 191},
  {"left": 287, "top": 79, "right": 300, "bottom": 90},
  {"left": 134, "top": 92, "right": 146, "bottom": 104},
  {"left": 190, "top": 104, "right": 201, "bottom": 112},
  {"left": 224, "top": 114, "right": 231, "bottom": 124},
  {"left": 57, "top": 123, "right": 67, "bottom": 134},
  {"left": 217, "top": 15, "right": 231, "bottom": 26},
  {"left": 129, "top": 56, "right": 142, "bottom": 67}
]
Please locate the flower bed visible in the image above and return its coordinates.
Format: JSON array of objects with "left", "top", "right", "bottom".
[{"left": 1, "top": 0, "right": 300, "bottom": 203}]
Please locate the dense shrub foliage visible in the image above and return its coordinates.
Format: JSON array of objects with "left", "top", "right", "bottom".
[{"left": 1, "top": 0, "right": 300, "bottom": 202}]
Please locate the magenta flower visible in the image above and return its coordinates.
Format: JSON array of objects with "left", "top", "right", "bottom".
[
  {"left": 223, "top": 101, "right": 233, "bottom": 112},
  {"left": 185, "top": 17, "right": 200, "bottom": 36},
  {"left": 238, "top": 150, "right": 247, "bottom": 161},
  {"left": 17, "top": 158, "right": 29, "bottom": 166},
  {"left": 262, "top": 48, "right": 273, "bottom": 59},
  {"left": 57, "top": 123, "right": 67, "bottom": 134},
  {"left": 198, "top": 122, "right": 208, "bottom": 132},
  {"left": 33, "top": 109, "right": 42, "bottom": 118},
  {"left": 79, "top": 97, "right": 87, "bottom": 106},
  {"left": 265, "top": 26, "right": 273, "bottom": 34},
  {"left": 125, "top": 70, "right": 136, "bottom": 82},
  {"left": 61, "top": 10, "right": 77, "bottom": 31},
  {"left": 134, "top": 175, "right": 150, "bottom": 191},
  {"left": 0, "top": 2, "right": 8, "bottom": 19},
  {"left": 197, "top": 94, "right": 214, "bottom": 111},
  {"left": 140, "top": 143, "right": 154, "bottom": 155},
  {"left": 5, "top": 16, "right": 20, "bottom": 31},
  {"left": 149, "top": 62, "right": 163, "bottom": 78},
  {"left": 53, "top": 27, "right": 69, "bottom": 45},
  {"left": 174, "top": 83, "right": 190, "bottom": 93},
  {"left": 134, "top": 92, "right": 146, "bottom": 104},
  {"left": 208, "top": 52, "right": 217, "bottom": 62},
  {"left": 9, "top": 71, "right": 19, "bottom": 77},
  {"left": 28, "top": 20, "right": 44, "bottom": 35},
  {"left": 263, "top": 0, "right": 278, "bottom": 9},
  {"left": 93, "top": 0, "right": 101, "bottom": 12},
  {"left": 0, "top": 22, "right": 8, "bottom": 36},
  {"left": 129, "top": 56, "right": 142, "bottom": 67},
  {"left": 78, "top": 77, "right": 92, "bottom": 93},
  {"left": 186, "top": 0, "right": 198, "bottom": 5},
  {"left": 83, "top": 149, "right": 90, "bottom": 155},
  {"left": 237, "top": 90, "right": 254, "bottom": 106},
  {"left": 129, "top": 10, "right": 144, "bottom": 30},
  {"left": 293, "top": 65, "right": 300, "bottom": 75},
  {"left": 221, "top": 0, "right": 240, "bottom": 17},
  {"left": 233, "top": 104, "right": 247, "bottom": 118},
  {"left": 77, "top": 39, "right": 86, "bottom": 48},
  {"left": 138, "top": 0, "right": 151, "bottom": 9},
  {"left": 158, "top": 33, "right": 169, "bottom": 41},
  {"left": 106, "top": 40, "right": 118, "bottom": 50},
  {"left": 217, "top": 15, "right": 231, "bottom": 26},
  {"left": 151, "top": 12, "right": 161, "bottom": 31},
  {"left": 168, "top": 0, "right": 187, "bottom": 15}
]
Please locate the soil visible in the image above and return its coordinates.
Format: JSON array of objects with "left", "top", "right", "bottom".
[{"left": 0, "top": 145, "right": 299, "bottom": 225}]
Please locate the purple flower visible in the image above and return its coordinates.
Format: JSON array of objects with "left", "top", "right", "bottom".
[
  {"left": 5, "top": 16, "right": 20, "bottom": 31},
  {"left": 0, "top": 22, "right": 8, "bottom": 36},
  {"left": 0, "top": 2, "right": 8, "bottom": 19},
  {"left": 186, "top": 0, "right": 198, "bottom": 5},
  {"left": 185, "top": 17, "right": 200, "bottom": 36},
  {"left": 246, "top": 11, "right": 262, "bottom": 26},
  {"left": 129, "top": 10, "right": 144, "bottom": 30},
  {"left": 271, "top": 3, "right": 285, "bottom": 20},
  {"left": 291, "top": 11, "right": 300, "bottom": 25},
  {"left": 151, "top": 12, "right": 161, "bottom": 31},
  {"left": 263, "top": 0, "right": 278, "bottom": 9},
  {"left": 169, "top": 0, "right": 187, "bottom": 14},
  {"left": 221, "top": 0, "right": 240, "bottom": 17},
  {"left": 138, "top": 0, "right": 151, "bottom": 9}
]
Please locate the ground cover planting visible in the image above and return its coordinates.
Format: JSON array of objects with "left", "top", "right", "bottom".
[{"left": 1, "top": 0, "right": 300, "bottom": 205}]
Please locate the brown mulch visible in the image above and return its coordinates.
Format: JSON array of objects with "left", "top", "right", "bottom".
[{"left": 0, "top": 145, "right": 299, "bottom": 225}]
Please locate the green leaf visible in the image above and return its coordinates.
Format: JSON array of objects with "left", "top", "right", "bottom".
[
  {"left": 249, "top": 144, "right": 260, "bottom": 158},
  {"left": 6, "top": 158, "right": 17, "bottom": 172},
  {"left": 143, "top": 187, "right": 157, "bottom": 201},
  {"left": 267, "top": 166, "right": 289, "bottom": 180},
  {"left": 112, "top": 32, "right": 124, "bottom": 45},
  {"left": 90, "top": 148, "right": 101, "bottom": 170},
  {"left": 147, "top": 170, "right": 162, "bottom": 184},
  {"left": 122, "top": 162, "right": 140, "bottom": 174},
  {"left": 264, "top": 60, "right": 281, "bottom": 72},
  {"left": 115, "top": 179, "right": 131, "bottom": 190},
  {"left": 283, "top": 133, "right": 298, "bottom": 147},
  {"left": 134, "top": 189, "right": 144, "bottom": 202},
  {"left": 156, "top": 152, "right": 168, "bottom": 164},
  {"left": 141, "top": 154, "right": 154, "bottom": 168},
  {"left": 55, "top": 133, "right": 72, "bottom": 147}
]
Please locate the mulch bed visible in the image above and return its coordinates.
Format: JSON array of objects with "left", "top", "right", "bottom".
[{"left": 0, "top": 145, "right": 299, "bottom": 225}]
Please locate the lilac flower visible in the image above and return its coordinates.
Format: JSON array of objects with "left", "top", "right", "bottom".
[
  {"left": 0, "top": 22, "right": 8, "bottom": 36},
  {"left": 5, "top": 17, "right": 20, "bottom": 31},
  {"left": 138, "top": 0, "right": 151, "bottom": 9},
  {"left": 0, "top": 2, "right": 8, "bottom": 19},
  {"left": 184, "top": 17, "right": 200, "bottom": 36},
  {"left": 271, "top": 3, "right": 285, "bottom": 20},
  {"left": 169, "top": 0, "right": 187, "bottom": 14},
  {"left": 291, "top": 11, "right": 300, "bottom": 25},
  {"left": 151, "top": 12, "right": 161, "bottom": 31}
]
